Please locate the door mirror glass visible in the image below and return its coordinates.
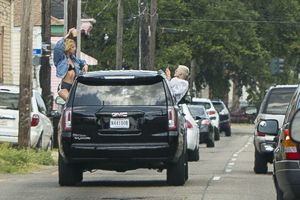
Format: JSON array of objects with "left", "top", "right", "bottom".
[
  {"left": 290, "top": 109, "right": 300, "bottom": 143},
  {"left": 257, "top": 120, "right": 278, "bottom": 135}
]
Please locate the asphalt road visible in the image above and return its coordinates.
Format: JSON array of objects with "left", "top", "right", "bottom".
[{"left": 0, "top": 123, "right": 276, "bottom": 200}]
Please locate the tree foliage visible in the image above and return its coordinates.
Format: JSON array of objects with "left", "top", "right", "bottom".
[{"left": 82, "top": 0, "right": 300, "bottom": 106}]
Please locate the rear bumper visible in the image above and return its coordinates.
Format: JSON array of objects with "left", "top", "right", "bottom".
[
  {"left": 274, "top": 160, "right": 300, "bottom": 199},
  {"left": 59, "top": 131, "right": 183, "bottom": 168}
]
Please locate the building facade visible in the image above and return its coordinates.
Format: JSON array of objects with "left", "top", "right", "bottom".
[{"left": 0, "top": 0, "right": 13, "bottom": 84}]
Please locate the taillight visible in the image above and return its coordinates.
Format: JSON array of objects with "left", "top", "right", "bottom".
[
  {"left": 62, "top": 108, "right": 72, "bottom": 132},
  {"left": 207, "top": 110, "right": 216, "bottom": 115},
  {"left": 257, "top": 131, "right": 266, "bottom": 137},
  {"left": 186, "top": 120, "right": 193, "bottom": 129},
  {"left": 201, "top": 119, "right": 210, "bottom": 125},
  {"left": 283, "top": 129, "right": 300, "bottom": 160},
  {"left": 31, "top": 114, "right": 39, "bottom": 127},
  {"left": 168, "top": 107, "right": 177, "bottom": 131}
]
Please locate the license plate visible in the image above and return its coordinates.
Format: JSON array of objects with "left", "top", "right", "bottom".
[{"left": 110, "top": 118, "right": 130, "bottom": 129}]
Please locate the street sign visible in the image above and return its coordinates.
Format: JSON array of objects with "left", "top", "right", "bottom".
[{"left": 32, "top": 48, "right": 41, "bottom": 56}]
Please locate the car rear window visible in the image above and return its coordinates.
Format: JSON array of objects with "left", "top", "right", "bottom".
[
  {"left": 73, "top": 81, "right": 167, "bottom": 106},
  {"left": 188, "top": 106, "right": 206, "bottom": 118},
  {"left": 212, "top": 102, "right": 224, "bottom": 112},
  {"left": 264, "top": 88, "right": 296, "bottom": 115},
  {"left": 190, "top": 102, "right": 211, "bottom": 109},
  {"left": 0, "top": 92, "right": 19, "bottom": 110}
]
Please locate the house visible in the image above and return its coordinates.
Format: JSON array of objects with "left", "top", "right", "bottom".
[{"left": 0, "top": 0, "right": 13, "bottom": 84}]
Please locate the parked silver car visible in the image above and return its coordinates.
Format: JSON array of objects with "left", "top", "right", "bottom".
[
  {"left": 0, "top": 85, "right": 53, "bottom": 149},
  {"left": 253, "top": 84, "right": 297, "bottom": 174}
]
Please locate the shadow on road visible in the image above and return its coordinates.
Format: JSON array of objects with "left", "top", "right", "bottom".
[{"left": 78, "top": 180, "right": 167, "bottom": 187}]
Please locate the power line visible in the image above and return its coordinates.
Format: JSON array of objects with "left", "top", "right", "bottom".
[{"left": 159, "top": 18, "right": 300, "bottom": 25}]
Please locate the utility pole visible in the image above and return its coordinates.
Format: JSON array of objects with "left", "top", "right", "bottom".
[
  {"left": 116, "top": 0, "right": 124, "bottom": 69},
  {"left": 40, "top": 0, "right": 52, "bottom": 112},
  {"left": 67, "top": 0, "right": 77, "bottom": 30},
  {"left": 76, "top": 0, "right": 81, "bottom": 58},
  {"left": 64, "top": 0, "right": 68, "bottom": 35},
  {"left": 19, "top": 0, "right": 33, "bottom": 148},
  {"left": 138, "top": 0, "right": 149, "bottom": 70},
  {"left": 149, "top": 0, "right": 157, "bottom": 70}
]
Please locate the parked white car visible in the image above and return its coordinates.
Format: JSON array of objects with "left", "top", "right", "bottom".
[
  {"left": 181, "top": 104, "right": 200, "bottom": 161},
  {"left": 191, "top": 98, "right": 220, "bottom": 141},
  {"left": 0, "top": 85, "right": 53, "bottom": 149}
]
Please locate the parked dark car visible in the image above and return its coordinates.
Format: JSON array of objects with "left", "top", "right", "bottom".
[
  {"left": 269, "top": 84, "right": 300, "bottom": 200},
  {"left": 212, "top": 99, "right": 231, "bottom": 136},
  {"left": 57, "top": 70, "right": 188, "bottom": 186},
  {"left": 230, "top": 105, "right": 257, "bottom": 123},
  {"left": 187, "top": 105, "right": 214, "bottom": 147}
]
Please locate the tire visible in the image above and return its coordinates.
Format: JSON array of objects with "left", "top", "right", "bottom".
[
  {"left": 46, "top": 137, "right": 53, "bottom": 151},
  {"left": 188, "top": 147, "right": 199, "bottom": 161},
  {"left": 206, "top": 138, "right": 215, "bottom": 148},
  {"left": 36, "top": 133, "right": 43, "bottom": 149},
  {"left": 274, "top": 176, "right": 284, "bottom": 200},
  {"left": 214, "top": 127, "right": 220, "bottom": 141},
  {"left": 167, "top": 153, "right": 186, "bottom": 186},
  {"left": 184, "top": 153, "right": 189, "bottom": 181},
  {"left": 58, "top": 153, "right": 83, "bottom": 186},
  {"left": 254, "top": 149, "right": 268, "bottom": 174},
  {"left": 225, "top": 127, "right": 231, "bottom": 137}
]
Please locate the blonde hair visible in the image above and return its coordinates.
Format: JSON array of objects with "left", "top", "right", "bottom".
[
  {"left": 177, "top": 65, "right": 189, "bottom": 80},
  {"left": 64, "top": 38, "right": 75, "bottom": 53}
]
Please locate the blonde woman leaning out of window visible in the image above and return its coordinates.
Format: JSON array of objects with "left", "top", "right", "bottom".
[
  {"left": 165, "top": 65, "right": 189, "bottom": 103},
  {"left": 53, "top": 28, "right": 88, "bottom": 101}
]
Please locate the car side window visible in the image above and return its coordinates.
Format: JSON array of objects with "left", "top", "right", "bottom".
[
  {"left": 35, "top": 93, "right": 47, "bottom": 115},
  {"left": 284, "top": 89, "right": 300, "bottom": 124}
]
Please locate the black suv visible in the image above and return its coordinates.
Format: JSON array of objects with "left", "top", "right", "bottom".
[{"left": 57, "top": 70, "right": 188, "bottom": 186}]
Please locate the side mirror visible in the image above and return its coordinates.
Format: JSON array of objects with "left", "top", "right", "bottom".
[
  {"left": 55, "top": 96, "right": 65, "bottom": 105},
  {"left": 290, "top": 109, "right": 300, "bottom": 143},
  {"left": 210, "top": 116, "right": 216, "bottom": 120},
  {"left": 257, "top": 119, "right": 278, "bottom": 135}
]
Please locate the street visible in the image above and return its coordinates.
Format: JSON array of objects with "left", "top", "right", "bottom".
[{"left": 0, "top": 124, "right": 275, "bottom": 200}]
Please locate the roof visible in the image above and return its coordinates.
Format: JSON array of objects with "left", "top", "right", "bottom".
[
  {"left": 192, "top": 98, "right": 212, "bottom": 103},
  {"left": 78, "top": 70, "right": 161, "bottom": 79}
]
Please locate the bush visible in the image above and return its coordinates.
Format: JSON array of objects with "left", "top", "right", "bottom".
[{"left": 0, "top": 143, "right": 56, "bottom": 173}]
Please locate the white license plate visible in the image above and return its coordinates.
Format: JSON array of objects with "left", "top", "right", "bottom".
[{"left": 110, "top": 118, "right": 130, "bottom": 129}]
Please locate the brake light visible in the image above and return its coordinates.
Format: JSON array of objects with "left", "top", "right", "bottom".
[
  {"left": 62, "top": 108, "right": 72, "bottom": 132},
  {"left": 186, "top": 120, "right": 193, "bottom": 129},
  {"left": 201, "top": 119, "right": 210, "bottom": 125},
  {"left": 257, "top": 131, "right": 266, "bottom": 137},
  {"left": 168, "top": 107, "right": 177, "bottom": 131},
  {"left": 31, "top": 114, "right": 39, "bottom": 127},
  {"left": 283, "top": 129, "right": 300, "bottom": 160},
  {"left": 207, "top": 110, "right": 216, "bottom": 115}
]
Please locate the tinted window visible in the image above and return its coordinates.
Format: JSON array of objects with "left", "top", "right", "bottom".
[
  {"left": 74, "top": 81, "right": 166, "bottom": 106},
  {"left": 188, "top": 105, "right": 206, "bottom": 118},
  {"left": 0, "top": 92, "right": 19, "bottom": 110},
  {"left": 264, "top": 88, "right": 296, "bottom": 115},
  {"left": 190, "top": 102, "right": 211, "bottom": 109},
  {"left": 212, "top": 102, "right": 224, "bottom": 112}
]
